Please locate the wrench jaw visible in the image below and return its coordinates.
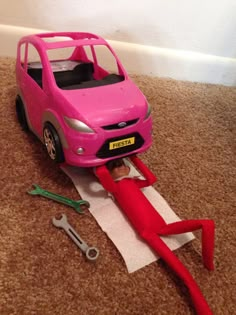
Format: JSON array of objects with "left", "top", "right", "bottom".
[
  {"left": 81, "top": 200, "right": 90, "bottom": 208},
  {"left": 74, "top": 205, "right": 84, "bottom": 214},
  {"left": 86, "top": 247, "right": 99, "bottom": 261},
  {"left": 52, "top": 214, "right": 67, "bottom": 228},
  {"left": 74, "top": 200, "right": 90, "bottom": 214},
  {"left": 28, "top": 184, "right": 42, "bottom": 195}
]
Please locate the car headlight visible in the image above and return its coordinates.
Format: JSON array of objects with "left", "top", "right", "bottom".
[
  {"left": 64, "top": 116, "right": 95, "bottom": 133},
  {"left": 144, "top": 102, "right": 151, "bottom": 120}
]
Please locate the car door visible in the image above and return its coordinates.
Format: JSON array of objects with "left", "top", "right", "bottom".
[{"left": 20, "top": 42, "right": 49, "bottom": 138}]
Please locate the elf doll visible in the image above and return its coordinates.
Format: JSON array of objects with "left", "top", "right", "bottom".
[{"left": 95, "top": 155, "right": 215, "bottom": 315}]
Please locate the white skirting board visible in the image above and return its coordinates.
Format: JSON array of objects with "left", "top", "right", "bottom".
[{"left": 1, "top": 24, "right": 235, "bottom": 86}]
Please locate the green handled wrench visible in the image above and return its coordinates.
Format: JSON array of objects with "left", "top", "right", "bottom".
[{"left": 28, "top": 184, "right": 90, "bottom": 214}]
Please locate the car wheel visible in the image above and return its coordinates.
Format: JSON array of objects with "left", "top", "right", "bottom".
[
  {"left": 15, "top": 95, "right": 29, "bottom": 131},
  {"left": 43, "top": 123, "right": 65, "bottom": 163}
]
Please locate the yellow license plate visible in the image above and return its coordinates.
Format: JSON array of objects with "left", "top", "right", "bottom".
[{"left": 109, "top": 137, "right": 135, "bottom": 150}]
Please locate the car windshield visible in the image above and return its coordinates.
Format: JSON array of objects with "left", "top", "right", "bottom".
[{"left": 44, "top": 44, "right": 125, "bottom": 90}]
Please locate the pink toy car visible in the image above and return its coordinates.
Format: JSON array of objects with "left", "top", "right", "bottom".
[{"left": 16, "top": 32, "right": 152, "bottom": 167}]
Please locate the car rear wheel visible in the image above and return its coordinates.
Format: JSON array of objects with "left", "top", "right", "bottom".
[
  {"left": 43, "top": 123, "right": 65, "bottom": 163},
  {"left": 15, "top": 95, "right": 29, "bottom": 131}
]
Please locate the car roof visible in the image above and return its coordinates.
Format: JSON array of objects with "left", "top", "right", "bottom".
[{"left": 19, "top": 32, "right": 108, "bottom": 50}]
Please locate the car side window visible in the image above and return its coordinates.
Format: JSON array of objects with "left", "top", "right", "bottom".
[
  {"left": 20, "top": 43, "right": 27, "bottom": 68},
  {"left": 26, "top": 44, "right": 43, "bottom": 88},
  {"left": 92, "top": 45, "right": 120, "bottom": 76}
]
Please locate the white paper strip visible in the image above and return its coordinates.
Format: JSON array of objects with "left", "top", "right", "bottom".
[{"left": 62, "top": 162, "right": 194, "bottom": 273}]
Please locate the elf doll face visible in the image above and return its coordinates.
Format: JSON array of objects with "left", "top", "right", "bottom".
[{"left": 107, "top": 159, "right": 130, "bottom": 180}]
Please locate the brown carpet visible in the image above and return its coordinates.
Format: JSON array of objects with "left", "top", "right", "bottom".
[{"left": 0, "top": 57, "right": 235, "bottom": 315}]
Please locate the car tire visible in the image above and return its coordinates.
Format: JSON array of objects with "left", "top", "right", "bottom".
[
  {"left": 43, "top": 123, "right": 65, "bottom": 163},
  {"left": 15, "top": 95, "right": 29, "bottom": 131}
]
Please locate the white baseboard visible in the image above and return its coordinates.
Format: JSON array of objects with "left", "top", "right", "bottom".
[{"left": 1, "top": 24, "right": 235, "bottom": 86}]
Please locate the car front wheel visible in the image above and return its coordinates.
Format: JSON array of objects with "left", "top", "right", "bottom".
[{"left": 43, "top": 123, "right": 65, "bottom": 163}]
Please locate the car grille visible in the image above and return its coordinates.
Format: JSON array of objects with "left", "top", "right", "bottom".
[
  {"left": 96, "top": 132, "right": 144, "bottom": 159},
  {"left": 101, "top": 118, "right": 139, "bottom": 130}
]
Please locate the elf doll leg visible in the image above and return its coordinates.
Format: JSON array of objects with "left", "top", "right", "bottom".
[
  {"left": 141, "top": 230, "right": 213, "bottom": 315},
  {"left": 158, "top": 220, "right": 215, "bottom": 270}
]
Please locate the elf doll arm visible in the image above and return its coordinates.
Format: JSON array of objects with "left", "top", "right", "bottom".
[
  {"left": 95, "top": 165, "right": 117, "bottom": 193},
  {"left": 129, "top": 155, "right": 157, "bottom": 188}
]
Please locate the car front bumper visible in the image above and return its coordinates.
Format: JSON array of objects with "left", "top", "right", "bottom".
[{"left": 62, "top": 117, "right": 153, "bottom": 167}]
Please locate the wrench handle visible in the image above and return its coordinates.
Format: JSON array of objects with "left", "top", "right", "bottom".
[
  {"left": 65, "top": 226, "right": 89, "bottom": 253},
  {"left": 64, "top": 227, "right": 99, "bottom": 260}
]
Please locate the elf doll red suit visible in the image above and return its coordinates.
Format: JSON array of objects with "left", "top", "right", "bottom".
[{"left": 95, "top": 155, "right": 215, "bottom": 315}]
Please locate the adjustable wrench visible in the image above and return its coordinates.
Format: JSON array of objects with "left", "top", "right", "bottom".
[{"left": 52, "top": 214, "right": 99, "bottom": 261}]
